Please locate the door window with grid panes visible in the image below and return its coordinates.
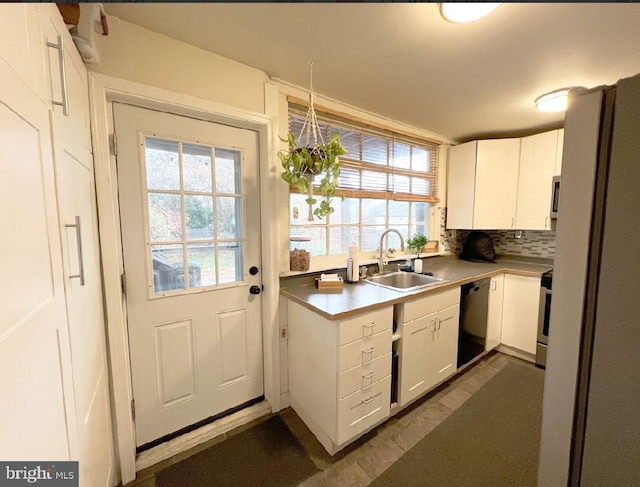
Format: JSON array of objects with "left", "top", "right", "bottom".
[{"left": 144, "top": 137, "right": 244, "bottom": 294}]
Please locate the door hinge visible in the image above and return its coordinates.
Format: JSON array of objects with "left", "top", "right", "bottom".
[
  {"left": 131, "top": 399, "right": 135, "bottom": 421},
  {"left": 121, "top": 273, "right": 126, "bottom": 295},
  {"left": 110, "top": 133, "right": 118, "bottom": 156}
]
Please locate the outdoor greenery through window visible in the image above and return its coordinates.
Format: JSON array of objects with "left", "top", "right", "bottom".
[
  {"left": 144, "top": 137, "right": 243, "bottom": 293},
  {"left": 288, "top": 108, "right": 440, "bottom": 256}
]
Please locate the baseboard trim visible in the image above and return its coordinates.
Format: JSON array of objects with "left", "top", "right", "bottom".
[
  {"left": 135, "top": 400, "right": 272, "bottom": 471},
  {"left": 496, "top": 344, "right": 535, "bottom": 363}
]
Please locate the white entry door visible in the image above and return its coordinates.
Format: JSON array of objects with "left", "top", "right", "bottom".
[{"left": 113, "top": 103, "right": 264, "bottom": 448}]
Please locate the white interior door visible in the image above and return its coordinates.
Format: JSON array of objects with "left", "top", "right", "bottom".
[{"left": 113, "top": 103, "right": 264, "bottom": 448}]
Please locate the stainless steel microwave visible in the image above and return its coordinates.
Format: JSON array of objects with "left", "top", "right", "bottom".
[{"left": 550, "top": 176, "right": 561, "bottom": 219}]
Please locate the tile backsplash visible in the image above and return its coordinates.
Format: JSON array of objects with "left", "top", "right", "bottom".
[{"left": 439, "top": 208, "right": 556, "bottom": 259}]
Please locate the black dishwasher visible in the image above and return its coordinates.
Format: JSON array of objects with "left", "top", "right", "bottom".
[{"left": 458, "top": 278, "right": 490, "bottom": 367}]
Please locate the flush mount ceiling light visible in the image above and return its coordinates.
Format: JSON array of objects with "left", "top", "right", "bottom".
[
  {"left": 535, "top": 89, "right": 572, "bottom": 112},
  {"left": 439, "top": 3, "right": 502, "bottom": 23}
]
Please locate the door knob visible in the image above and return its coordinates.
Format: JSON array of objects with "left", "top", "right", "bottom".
[
  {"left": 249, "top": 285, "right": 261, "bottom": 295},
  {"left": 249, "top": 266, "right": 259, "bottom": 275}
]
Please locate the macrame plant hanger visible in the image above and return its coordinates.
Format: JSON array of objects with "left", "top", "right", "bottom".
[{"left": 297, "top": 59, "right": 324, "bottom": 221}]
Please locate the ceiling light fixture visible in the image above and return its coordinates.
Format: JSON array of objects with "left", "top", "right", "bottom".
[
  {"left": 439, "top": 3, "right": 502, "bottom": 24},
  {"left": 535, "top": 89, "right": 573, "bottom": 112}
]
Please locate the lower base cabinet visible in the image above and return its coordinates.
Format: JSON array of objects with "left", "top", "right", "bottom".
[
  {"left": 501, "top": 274, "right": 541, "bottom": 355},
  {"left": 397, "top": 288, "right": 460, "bottom": 407},
  {"left": 286, "top": 274, "right": 541, "bottom": 455},
  {"left": 287, "top": 301, "right": 393, "bottom": 454}
]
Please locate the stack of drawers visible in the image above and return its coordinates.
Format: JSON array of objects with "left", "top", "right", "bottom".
[{"left": 336, "top": 306, "right": 393, "bottom": 444}]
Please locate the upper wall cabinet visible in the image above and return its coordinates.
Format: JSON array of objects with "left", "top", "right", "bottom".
[
  {"left": 447, "top": 129, "right": 563, "bottom": 231},
  {"left": 516, "top": 130, "right": 559, "bottom": 230},
  {"left": 474, "top": 138, "right": 521, "bottom": 229},
  {"left": 447, "top": 138, "right": 521, "bottom": 230}
]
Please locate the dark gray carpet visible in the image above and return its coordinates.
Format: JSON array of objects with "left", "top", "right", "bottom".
[
  {"left": 371, "top": 361, "right": 545, "bottom": 487},
  {"left": 156, "top": 416, "right": 318, "bottom": 487}
]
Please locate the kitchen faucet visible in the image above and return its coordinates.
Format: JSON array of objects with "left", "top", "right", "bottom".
[{"left": 378, "top": 229, "right": 405, "bottom": 273}]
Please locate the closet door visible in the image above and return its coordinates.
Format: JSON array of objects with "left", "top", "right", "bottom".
[
  {"left": 43, "top": 6, "right": 115, "bottom": 485},
  {"left": 0, "top": 5, "right": 72, "bottom": 460}
]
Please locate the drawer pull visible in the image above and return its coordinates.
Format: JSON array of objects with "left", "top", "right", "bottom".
[
  {"left": 362, "top": 396, "right": 375, "bottom": 405},
  {"left": 362, "top": 347, "right": 375, "bottom": 364},
  {"left": 363, "top": 371, "right": 375, "bottom": 380},
  {"left": 363, "top": 321, "right": 376, "bottom": 337}
]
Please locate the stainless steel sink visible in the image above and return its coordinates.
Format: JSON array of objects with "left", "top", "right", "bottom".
[{"left": 365, "top": 271, "right": 447, "bottom": 292}]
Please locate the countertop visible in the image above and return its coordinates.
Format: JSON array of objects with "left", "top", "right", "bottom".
[{"left": 280, "top": 255, "right": 552, "bottom": 321}]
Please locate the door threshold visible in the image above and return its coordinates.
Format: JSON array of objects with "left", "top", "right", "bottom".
[{"left": 135, "top": 399, "right": 272, "bottom": 472}]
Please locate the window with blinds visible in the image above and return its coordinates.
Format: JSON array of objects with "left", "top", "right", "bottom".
[
  {"left": 288, "top": 106, "right": 441, "bottom": 256},
  {"left": 289, "top": 109, "right": 440, "bottom": 203}
]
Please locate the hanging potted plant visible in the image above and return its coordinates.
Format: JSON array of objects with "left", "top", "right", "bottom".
[
  {"left": 279, "top": 131, "right": 346, "bottom": 219},
  {"left": 279, "top": 60, "right": 347, "bottom": 220}
]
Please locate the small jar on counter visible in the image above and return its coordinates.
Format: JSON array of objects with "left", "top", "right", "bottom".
[{"left": 289, "top": 236, "right": 311, "bottom": 271}]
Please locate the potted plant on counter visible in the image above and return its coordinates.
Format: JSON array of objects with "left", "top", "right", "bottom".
[{"left": 407, "top": 232, "right": 428, "bottom": 258}]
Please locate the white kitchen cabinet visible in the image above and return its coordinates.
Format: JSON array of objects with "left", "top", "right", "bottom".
[
  {"left": 501, "top": 274, "right": 541, "bottom": 355},
  {"left": 288, "top": 302, "right": 393, "bottom": 454},
  {"left": 399, "top": 312, "right": 435, "bottom": 405},
  {"left": 555, "top": 128, "right": 564, "bottom": 175},
  {"left": 447, "top": 130, "right": 564, "bottom": 230},
  {"left": 486, "top": 274, "right": 504, "bottom": 351},
  {"left": 474, "top": 138, "right": 521, "bottom": 229},
  {"left": 447, "top": 140, "right": 477, "bottom": 229},
  {"left": 0, "top": 5, "right": 114, "bottom": 485},
  {"left": 447, "top": 138, "right": 520, "bottom": 230},
  {"left": 431, "top": 304, "right": 460, "bottom": 384},
  {"left": 516, "top": 130, "right": 560, "bottom": 230},
  {"left": 398, "top": 288, "right": 460, "bottom": 406}
]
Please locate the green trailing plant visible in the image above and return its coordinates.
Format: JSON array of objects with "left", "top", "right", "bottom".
[
  {"left": 279, "top": 131, "right": 347, "bottom": 219},
  {"left": 407, "top": 232, "right": 428, "bottom": 257}
]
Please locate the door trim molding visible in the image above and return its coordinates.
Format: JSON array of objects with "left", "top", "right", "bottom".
[{"left": 88, "top": 72, "right": 280, "bottom": 485}]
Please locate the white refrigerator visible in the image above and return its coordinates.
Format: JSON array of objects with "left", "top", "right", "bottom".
[{"left": 538, "top": 74, "right": 640, "bottom": 486}]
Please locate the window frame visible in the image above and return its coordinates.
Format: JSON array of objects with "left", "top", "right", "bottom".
[{"left": 287, "top": 107, "right": 441, "bottom": 267}]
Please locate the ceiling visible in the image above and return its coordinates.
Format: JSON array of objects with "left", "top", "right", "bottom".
[{"left": 105, "top": 3, "right": 640, "bottom": 142}]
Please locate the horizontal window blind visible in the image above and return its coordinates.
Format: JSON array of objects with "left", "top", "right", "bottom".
[{"left": 288, "top": 107, "right": 440, "bottom": 203}]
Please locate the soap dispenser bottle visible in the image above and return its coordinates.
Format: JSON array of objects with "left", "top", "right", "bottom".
[{"left": 414, "top": 257, "right": 423, "bottom": 274}]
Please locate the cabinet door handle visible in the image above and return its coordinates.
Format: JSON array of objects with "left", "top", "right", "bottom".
[
  {"left": 545, "top": 216, "right": 549, "bottom": 228},
  {"left": 363, "top": 347, "right": 375, "bottom": 354},
  {"left": 491, "top": 280, "right": 497, "bottom": 291},
  {"left": 362, "top": 371, "right": 375, "bottom": 380},
  {"left": 430, "top": 319, "right": 436, "bottom": 332},
  {"left": 511, "top": 217, "right": 515, "bottom": 228},
  {"left": 46, "top": 35, "right": 69, "bottom": 116},
  {"left": 362, "top": 396, "right": 375, "bottom": 405},
  {"left": 65, "top": 216, "right": 85, "bottom": 286}
]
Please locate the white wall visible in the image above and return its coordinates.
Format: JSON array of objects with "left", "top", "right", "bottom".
[{"left": 91, "top": 16, "right": 268, "bottom": 114}]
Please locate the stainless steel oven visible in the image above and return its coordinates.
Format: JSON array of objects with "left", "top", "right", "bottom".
[
  {"left": 550, "top": 176, "right": 561, "bottom": 219},
  {"left": 536, "top": 269, "right": 553, "bottom": 368}
]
